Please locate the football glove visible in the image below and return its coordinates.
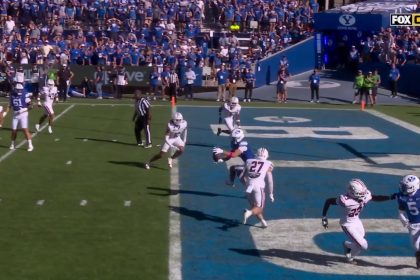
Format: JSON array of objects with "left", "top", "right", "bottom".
[
  {"left": 322, "top": 216, "right": 328, "bottom": 229},
  {"left": 213, "top": 147, "right": 223, "bottom": 154},
  {"left": 390, "top": 193, "right": 398, "bottom": 200},
  {"left": 269, "top": 194, "right": 274, "bottom": 203}
]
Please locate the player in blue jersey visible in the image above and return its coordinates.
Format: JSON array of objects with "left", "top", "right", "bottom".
[
  {"left": 8, "top": 83, "right": 34, "bottom": 151},
  {"left": 396, "top": 174, "right": 420, "bottom": 269},
  {"left": 213, "top": 128, "right": 255, "bottom": 187}
]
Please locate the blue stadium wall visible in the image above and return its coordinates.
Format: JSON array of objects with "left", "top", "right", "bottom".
[{"left": 254, "top": 37, "right": 315, "bottom": 87}]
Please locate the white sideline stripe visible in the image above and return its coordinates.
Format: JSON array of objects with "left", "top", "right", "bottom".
[
  {"left": 124, "top": 200, "right": 131, "bottom": 207},
  {"left": 80, "top": 200, "right": 88, "bottom": 206},
  {"left": 368, "top": 110, "right": 420, "bottom": 134},
  {"left": 169, "top": 158, "right": 182, "bottom": 280},
  {"left": 36, "top": 200, "right": 45, "bottom": 206},
  {"left": 0, "top": 104, "right": 75, "bottom": 164}
]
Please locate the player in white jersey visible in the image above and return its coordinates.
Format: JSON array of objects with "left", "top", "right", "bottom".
[
  {"left": 321, "top": 179, "right": 395, "bottom": 264},
  {"left": 35, "top": 79, "right": 58, "bottom": 134},
  {"left": 216, "top": 96, "right": 241, "bottom": 136},
  {"left": 0, "top": 104, "right": 9, "bottom": 127},
  {"left": 395, "top": 174, "right": 420, "bottom": 269},
  {"left": 242, "top": 148, "right": 275, "bottom": 228},
  {"left": 145, "top": 112, "right": 187, "bottom": 170}
]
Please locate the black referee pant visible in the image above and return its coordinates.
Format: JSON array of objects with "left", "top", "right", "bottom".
[
  {"left": 134, "top": 117, "right": 152, "bottom": 146},
  {"left": 169, "top": 83, "right": 177, "bottom": 103}
]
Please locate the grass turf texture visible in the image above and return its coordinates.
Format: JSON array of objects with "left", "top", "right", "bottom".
[
  {"left": 0, "top": 102, "right": 171, "bottom": 280},
  {"left": 0, "top": 98, "right": 418, "bottom": 279}
]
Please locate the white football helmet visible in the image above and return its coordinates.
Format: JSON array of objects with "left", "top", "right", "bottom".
[
  {"left": 229, "top": 96, "right": 239, "bottom": 109},
  {"left": 257, "top": 147, "right": 269, "bottom": 160},
  {"left": 15, "top": 83, "right": 24, "bottom": 95},
  {"left": 400, "top": 175, "right": 419, "bottom": 196},
  {"left": 347, "top": 179, "right": 368, "bottom": 200},
  {"left": 173, "top": 112, "right": 183, "bottom": 125},
  {"left": 231, "top": 128, "right": 244, "bottom": 142}
]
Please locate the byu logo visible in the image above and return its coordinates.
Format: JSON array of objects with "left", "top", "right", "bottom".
[{"left": 339, "top": 14, "right": 356, "bottom": 26}]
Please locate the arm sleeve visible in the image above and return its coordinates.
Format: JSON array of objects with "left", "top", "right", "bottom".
[
  {"left": 322, "top": 198, "right": 337, "bottom": 217},
  {"left": 266, "top": 171, "right": 274, "bottom": 196},
  {"left": 399, "top": 210, "right": 409, "bottom": 227},
  {"left": 182, "top": 128, "right": 187, "bottom": 144},
  {"left": 371, "top": 194, "right": 392, "bottom": 202}
]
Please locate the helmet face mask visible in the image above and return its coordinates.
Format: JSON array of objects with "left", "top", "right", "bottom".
[
  {"left": 231, "top": 128, "right": 244, "bottom": 143},
  {"left": 347, "top": 179, "right": 368, "bottom": 200},
  {"left": 257, "top": 147, "right": 269, "bottom": 160},
  {"left": 400, "top": 175, "right": 420, "bottom": 196}
]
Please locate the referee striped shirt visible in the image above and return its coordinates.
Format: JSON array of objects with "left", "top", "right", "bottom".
[{"left": 135, "top": 97, "right": 151, "bottom": 117}]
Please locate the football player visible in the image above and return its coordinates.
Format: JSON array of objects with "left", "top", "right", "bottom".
[
  {"left": 242, "top": 148, "right": 275, "bottom": 228},
  {"left": 0, "top": 104, "right": 9, "bottom": 127},
  {"left": 145, "top": 112, "right": 187, "bottom": 170},
  {"left": 321, "top": 179, "right": 395, "bottom": 264},
  {"left": 35, "top": 79, "right": 58, "bottom": 134},
  {"left": 216, "top": 96, "right": 241, "bottom": 136},
  {"left": 213, "top": 128, "right": 255, "bottom": 187},
  {"left": 8, "top": 83, "right": 34, "bottom": 151},
  {"left": 395, "top": 175, "right": 420, "bottom": 269}
]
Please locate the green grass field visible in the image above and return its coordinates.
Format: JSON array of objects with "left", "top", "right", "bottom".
[{"left": 0, "top": 98, "right": 418, "bottom": 279}]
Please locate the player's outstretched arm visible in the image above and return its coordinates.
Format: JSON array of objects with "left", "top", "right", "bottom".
[
  {"left": 321, "top": 198, "right": 337, "bottom": 229},
  {"left": 371, "top": 194, "right": 396, "bottom": 202}
]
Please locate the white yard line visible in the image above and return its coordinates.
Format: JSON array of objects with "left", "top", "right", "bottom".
[
  {"left": 0, "top": 104, "right": 75, "bottom": 164},
  {"left": 368, "top": 110, "right": 420, "bottom": 134},
  {"left": 169, "top": 158, "right": 182, "bottom": 280}
]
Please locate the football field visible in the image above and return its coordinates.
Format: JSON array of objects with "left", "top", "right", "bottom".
[{"left": 0, "top": 100, "right": 419, "bottom": 279}]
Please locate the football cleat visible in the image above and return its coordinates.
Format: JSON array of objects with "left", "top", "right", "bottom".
[
  {"left": 144, "top": 144, "right": 152, "bottom": 149},
  {"left": 168, "top": 157, "right": 173, "bottom": 168},
  {"left": 261, "top": 219, "right": 268, "bottom": 228},
  {"left": 144, "top": 163, "right": 150, "bottom": 170},
  {"left": 343, "top": 242, "right": 351, "bottom": 260},
  {"left": 9, "top": 144, "right": 15, "bottom": 150},
  {"left": 27, "top": 145, "right": 34, "bottom": 152},
  {"left": 243, "top": 209, "right": 252, "bottom": 224},
  {"left": 35, "top": 124, "right": 40, "bottom": 132},
  {"left": 48, "top": 126, "right": 53, "bottom": 134}
]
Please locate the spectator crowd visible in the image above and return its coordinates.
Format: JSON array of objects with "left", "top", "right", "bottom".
[{"left": 0, "top": 0, "right": 316, "bottom": 73}]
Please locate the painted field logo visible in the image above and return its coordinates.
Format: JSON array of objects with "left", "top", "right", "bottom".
[{"left": 390, "top": 13, "right": 420, "bottom": 26}]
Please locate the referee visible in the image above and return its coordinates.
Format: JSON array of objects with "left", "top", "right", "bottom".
[
  {"left": 168, "top": 68, "right": 179, "bottom": 103},
  {"left": 132, "top": 90, "right": 152, "bottom": 148}
]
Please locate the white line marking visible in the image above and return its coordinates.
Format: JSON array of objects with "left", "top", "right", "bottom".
[
  {"left": 0, "top": 104, "right": 75, "bottom": 164},
  {"left": 83, "top": 139, "right": 88, "bottom": 142},
  {"left": 80, "top": 200, "right": 88, "bottom": 206},
  {"left": 66, "top": 160, "right": 72, "bottom": 165},
  {"left": 36, "top": 200, "right": 45, "bottom": 206},
  {"left": 112, "top": 139, "right": 117, "bottom": 142},
  {"left": 169, "top": 158, "right": 182, "bottom": 280},
  {"left": 367, "top": 110, "right": 420, "bottom": 134},
  {"left": 124, "top": 200, "right": 131, "bottom": 207},
  {"left": 54, "top": 138, "right": 60, "bottom": 142}
]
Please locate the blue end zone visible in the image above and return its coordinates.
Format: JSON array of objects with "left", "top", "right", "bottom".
[{"left": 176, "top": 107, "right": 420, "bottom": 280}]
